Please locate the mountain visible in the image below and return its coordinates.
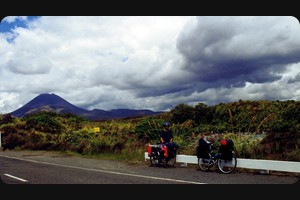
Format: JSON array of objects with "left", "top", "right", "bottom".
[{"left": 10, "top": 93, "right": 163, "bottom": 121}]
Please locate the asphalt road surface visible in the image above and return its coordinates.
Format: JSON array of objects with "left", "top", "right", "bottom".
[{"left": 0, "top": 150, "right": 299, "bottom": 184}]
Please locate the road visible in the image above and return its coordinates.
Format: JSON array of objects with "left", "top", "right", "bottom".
[{"left": 0, "top": 150, "right": 299, "bottom": 184}]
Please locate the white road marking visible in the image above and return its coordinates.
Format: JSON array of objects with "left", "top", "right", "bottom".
[
  {"left": 1, "top": 155, "right": 205, "bottom": 184},
  {"left": 4, "top": 173, "right": 28, "bottom": 182}
]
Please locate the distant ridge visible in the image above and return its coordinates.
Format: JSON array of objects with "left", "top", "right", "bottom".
[{"left": 10, "top": 93, "right": 163, "bottom": 121}]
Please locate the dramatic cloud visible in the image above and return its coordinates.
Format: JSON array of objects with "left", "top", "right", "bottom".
[
  {"left": 0, "top": 16, "right": 299, "bottom": 114},
  {"left": 177, "top": 16, "right": 300, "bottom": 89}
]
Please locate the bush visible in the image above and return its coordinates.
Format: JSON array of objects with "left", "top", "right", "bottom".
[
  {"left": 25, "top": 113, "right": 64, "bottom": 134},
  {"left": 135, "top": 117, "right": 164, "bottom": 143}
]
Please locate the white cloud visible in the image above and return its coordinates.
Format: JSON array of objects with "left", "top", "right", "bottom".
[{"left": 2, "top": 16, "right": 28, "bottom": 23}]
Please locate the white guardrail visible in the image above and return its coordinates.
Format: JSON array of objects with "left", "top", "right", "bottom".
[{"left": 144, "top": 153, "right": 300, "bottom": 173}]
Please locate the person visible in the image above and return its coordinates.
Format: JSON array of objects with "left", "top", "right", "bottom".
[{"left": 160, "top": 121, "right": 179, "bottom": 154}]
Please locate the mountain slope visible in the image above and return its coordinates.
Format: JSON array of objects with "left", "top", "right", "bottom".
[{"left": 10, "top": 93, "right": 162, "bottom": 120}]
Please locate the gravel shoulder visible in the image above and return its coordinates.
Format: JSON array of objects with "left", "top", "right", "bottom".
[{"left": 0, "top": 149, "right": 147, "bottom": 173}]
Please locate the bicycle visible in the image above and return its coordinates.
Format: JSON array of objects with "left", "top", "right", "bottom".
[
  {"left": 197, "top": 142, "right": 237, "bottom": 174},
  {"left": 147, "top": 143, "right": 177, "bottom": 168}
]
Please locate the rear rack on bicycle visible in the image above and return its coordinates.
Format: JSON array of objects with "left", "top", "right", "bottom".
[{"left": 148, "top": 144, "right": 161, "bottom": 148}]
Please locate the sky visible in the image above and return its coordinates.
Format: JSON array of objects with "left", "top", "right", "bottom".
[{"left": 0, "top": 16, "right": 300, "bottom": 114}]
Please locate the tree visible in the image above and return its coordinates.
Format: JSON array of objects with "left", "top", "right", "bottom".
[
  {"left": 0, "top": 114, "right": 14, "bottom": 124},
  {"left": 170, "top": 103, "right": 194, "bottom": 124},
  {"left": 194, "top": 103, "right": 214, "bottom": 125}
]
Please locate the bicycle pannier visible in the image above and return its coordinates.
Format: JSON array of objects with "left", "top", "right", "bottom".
[
  {"left": 197, "top": 138, "right": 211, "bottom": 159},
  {"left": 219, "top": 139, "right": 234, "bottom": 160}
]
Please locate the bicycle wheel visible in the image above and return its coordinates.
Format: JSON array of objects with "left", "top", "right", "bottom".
[
  {"left": 149, "top": 149, "right": 160, "bottom": 167},
  {"left": 149, "top": 156, "right": 158, "bottom": 167},
  {"left": 198, "top": 153, "right": 212, "bottom": 171},
  {"left": 217, "top": 152, "right": 237, "bottom": 174},
  {"left": 166, "top": 150, "right": 177, "bottom": 167}
]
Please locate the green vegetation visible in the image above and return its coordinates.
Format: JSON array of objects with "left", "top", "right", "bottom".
[{"left": 0, "top": 100, "right": 299, "bottom": 162}]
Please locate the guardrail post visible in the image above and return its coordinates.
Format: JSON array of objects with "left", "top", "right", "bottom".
[{"left": 180, "top": 163, "right": 188, "bottom": 167}]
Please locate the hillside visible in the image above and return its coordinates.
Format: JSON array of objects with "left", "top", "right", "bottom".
[{"left": 1, "top": 99, "right": 299, "bottom": 162}]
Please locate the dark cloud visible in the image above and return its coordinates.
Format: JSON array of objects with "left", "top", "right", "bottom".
[{"left": 176, "top": 16, "right": 300, "bottom": 91}]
